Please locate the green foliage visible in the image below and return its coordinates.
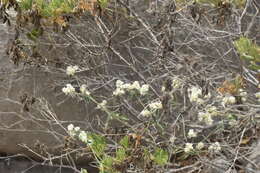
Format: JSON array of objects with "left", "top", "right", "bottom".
[
  {"left": 119, "top": 135, "right": 129, "bottom": 148},
  {"left": 18, "top": 0, "right": 109, "bottom": 17},
  {"left": 19, "top": 0, "right": 33, "bottom": 10},
  {"left": 231, "top": 0, "right": 246, "bottom": 8},
  {"left": 18, "top": 0, "right": 77, "bottom": 17},
  {"left": 151, "top": 148, "right": 169, "bottom": 166},
  {"left": 26, "top": 28, "right": 42, "bottom": 41},
  {"left": 100, "top": 156, "right": 115, "bottom": 173},
  {"left": 99, "top": 0, "right": 108, "bottom": 9},
  {"left": 89, "top": 133, "right": 107, "bottom": 157},
  {"left": 115, "top": 148, "right": 127, "bottom": 161},
  {"left": 234, "top": 37, "right": 260, "bottom": 70}
]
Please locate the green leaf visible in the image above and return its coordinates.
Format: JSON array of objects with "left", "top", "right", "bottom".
[
  {"left": 19, "top": 0, "right": 33, "bottom": 10},
  {"left": 99, "top": 0, "right": 108, "bottom": 9},
  {"left": 234, "top": 37, "right": 260, "bottom": 70},
  {"left": 119, "top": 136, "right": 129, "bottom": 148},
  {"left": 100, "top": 156, "right": 114, "bottom": 173},
  {"left": 116, "top": 148, "right": 127, "bottom": 161},
  {"left": 152, "top": 148, "right": 169, "bottom": 166},
  {"left": 89, "top": 133, "right": 107, "bottom": 157}
]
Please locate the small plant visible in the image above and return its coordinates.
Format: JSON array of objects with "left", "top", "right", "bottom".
[{"left": 234, "top": 36, "right": 260, "bottom": 70}]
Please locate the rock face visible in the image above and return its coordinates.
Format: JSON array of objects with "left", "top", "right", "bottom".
[
  {"left": 0, "top": 19, "right": 93, "bottom": 160},
  {"left": 0, "top": 21, "right": 101, "bottom": 173}
]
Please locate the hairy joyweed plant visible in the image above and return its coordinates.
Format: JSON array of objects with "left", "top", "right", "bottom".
[{"left": 3, "top": 0, "right": 260, "bottom": 172}]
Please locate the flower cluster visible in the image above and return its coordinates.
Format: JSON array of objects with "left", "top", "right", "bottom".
[
  {"left": 187, "top": 129, "right": 197, "bottom": 138},
  {"left": 222, "top": 95, "right": 236, "bottom": 106},
  {"left": 172, "top": 77, "right": 182, "bottom": 89},
  {"left": 206, "top": 106, "right": 218, "bottom": 115},
  {"left": 198, "top": 111, "right": 214, "bottom": 125},
  {"left": 67, "top": 124, "right": 92, "bottom": 145},
  {"left": 113, "top": 80, "right": 149, "bottom": 96},
  {"left": 62, "top": 84, "right": 76, "bottom": 96},
  {"left": 196, "top": 142, "right": 204, "bottom": 150},
  {"left": 66, "top": 65, "right": 79, "bottom": 76},
  {"left": 149, "top": 101, "right": 163, "bottom": 110},
  {"left": 188, "top": 86, "right": 204, "bottom": 104},
  {"left": 80, "top": 84, "right": 91, "bottom": 96},
  {"left": 67, "top": 124, "right": 80, "bottom": 137},
  {"left": 97, "top": 100, "right": 107, "bottom": 110},
  {"left": 139, "top": 100, "right": 163, "bottom": 117},
  {"left": 184, "top": 142, "right": 220, "bottom": 153},
  {"left": 238, "top": 89, "right": 247, "bottom": 102},
  {"left": 208, "top": 142, "right": 221, "bottom": 153},
  {"left": 140, "top": 109, "right": 152, "bottom": 117},
  {"left": 184, "top": 143, "right": 194, "bottom": 153}
]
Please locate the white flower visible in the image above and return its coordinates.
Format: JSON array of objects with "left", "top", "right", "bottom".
[
  {"left": 130, "top": 81, "right": 141, "bottom": 90},
  {"left": 66, "top": 65, "right": 79, "bottom": 76},
  {"left": 196, "top": 142, "right": 204, "bottom": 150},
  {"left": 149, "top": 101, "right": 163, "bottom": 110},
  {"left": 67, "top": 124, "right": 74, "bottom": 131},
  {"left": 80, "top": 84, "right": 90, "bottom": 96},
  {"left": 161, "top": 86, "right": 166, "bottom": 92},
  {"left": 97, "top": 100, "right": 107, "bottom": 109},
  {"left": 80, "top": 84, "right": 87, "bottom": 94},
  {"left": 74, "top": 126, "right": 80, "bottom": 131},
  {"left": 206, "top": 106, "right": 217, "bottom": 113},
  {"left": 239, "top": 89, "right": 247, "bottom": 97},
  {"left": 188, "top": 86, "right": 202, "bottom": 103},
  {"left": 255, "top": 92, "right": 260, "bottom": 99},
  {"left": 62, "top": 84, "right": 76, "bottom": 96},
  {"left": 188, "top": 129, "right": 197, "bottom": 138},
  {"left": 241, "top": 97, "right": 247, "bottom": 103},
  {"left": 116, "top": 80, "right": 124, "bottom": 88},
  {"left": 206, "top": 106, "right": 218, "bottom": 116},
  {"left": 140, "top": 84, "right": 149, "bottom": 95},
  {"left": 170, "top": 136, "right": 176, "bottom": 143},
  {"left": 172, "top": 78, "right": 182, "bottom": 89},
  {"left": 140, "top": 109, "right": 151, "bottom": 117},
  {"left": 184, "top": 143, "right": 193, "bottom": 153},
  {"left": 209, "top": 142, "right": 221, "bottom": 153},
  {"left": 204, "top": 115, "right": 214, "bottom": 125},
  {"left": 198, "top": 112, "right": 214, "bottom": 125},
  {"left": 85, "top": 90, "right": 90, "bottom": 96},
  {"left": 121, "top": 83, "right": 132, "bottom": 90},
  {"left": 79, "top": 131, "right": 88, "bottom": 143},
  {"left": 198, "top": 112, "right": 206, "bottom": 121},
  {"left": 113, "top": 88, "right": 125, "bottom": 96},
  {"left": 222, "top": 95, "right": 236, "bottom": 106}
]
